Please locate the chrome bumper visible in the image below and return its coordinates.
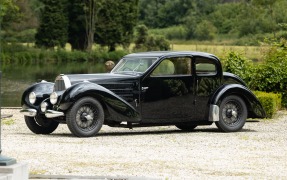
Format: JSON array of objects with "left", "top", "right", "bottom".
[
  {"left": 20, "top": 109, "right": 37, "bottom": 117},
  {"left": 20, "top": 108, "right": 64, "bottom": 118},
  {"left": 45, "top": 110, "right": 64, "bottom": 118}
]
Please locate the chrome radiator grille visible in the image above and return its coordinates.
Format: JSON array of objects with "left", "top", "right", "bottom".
[
  {"left": 54, "top": 75, "right": 71, "bottom": 91},
  {"left": 54, "top": 79, "right": 66, "bottom": 91}
]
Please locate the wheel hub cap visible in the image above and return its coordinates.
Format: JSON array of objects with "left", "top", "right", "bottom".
[
  {"left": 76, "top": 105, "right": 97, "bottom": 129},
  {"left": 222, "top": 102, "right": 241, "bottom": 125},
  {"left": 226, "top": 109, "right": 237, "bottom": 118},
  {"left": 80, "top": 112, "right": 88, "bottom": 122}
]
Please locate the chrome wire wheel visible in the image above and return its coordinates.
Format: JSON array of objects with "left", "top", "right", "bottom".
[
  {"left": 222, "top": 101, "right": 242, "bottom": 127},
  {"left": 67, "top": 97, "right": 104, "bottom": 137},
  {"left": 75, "top": 105, "right": 99, "bottom": 131},
  {"left": 216, "top": 95, "right": 247, "bottom": 132}
]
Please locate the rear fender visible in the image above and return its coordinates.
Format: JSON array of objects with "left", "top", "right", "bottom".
[
  {"left": 58, "top": 82, "right": 140, "bottom": 122},
  {"left": 210, "top": 84, "right": 266, "bottom": 119}
]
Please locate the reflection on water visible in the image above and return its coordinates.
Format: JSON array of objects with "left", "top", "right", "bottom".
[{"left": 1, "top": 61, "right": 106, "bottom": 107}]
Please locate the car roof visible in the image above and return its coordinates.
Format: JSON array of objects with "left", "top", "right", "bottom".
[{"left": 124, "top": 51, "right": 218, "bottom": 59}]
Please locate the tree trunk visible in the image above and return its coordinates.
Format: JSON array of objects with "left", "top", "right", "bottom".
[
  {"left": 85, "top": 0, "right": 96, "bottom": 52},
  {"left": 109, "top": 44, "right": 116, "bottom": 52}
]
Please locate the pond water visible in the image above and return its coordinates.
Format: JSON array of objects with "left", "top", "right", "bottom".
[{"left": 1, "top": 61, "right": 106, "bottom": 107}]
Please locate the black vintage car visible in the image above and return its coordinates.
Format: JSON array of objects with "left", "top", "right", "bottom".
[{"left": 20, "top": 51, "right": 265, "bottom": 137}]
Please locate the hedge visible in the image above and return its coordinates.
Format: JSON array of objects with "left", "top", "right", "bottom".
[
  {"left": 1, "top": 43, "right": 128, "bottom": 65},
  {"left": 253, "top": 91, "right": 282, "bottom": 118}
]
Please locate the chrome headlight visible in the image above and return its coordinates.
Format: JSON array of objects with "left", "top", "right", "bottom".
[
  {"left": 40, "top": 102, "right": 48, "bottom": 112},
  {"left": 50, "top": 92, "right": 58, "bottom": 105},
  {"left": 29, "top": 92, "right": 36, "bottom": 104}
]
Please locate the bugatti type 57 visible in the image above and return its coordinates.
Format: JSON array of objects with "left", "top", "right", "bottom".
[{"left": 20, "top": 51, "right": 265, "bottom": 137}]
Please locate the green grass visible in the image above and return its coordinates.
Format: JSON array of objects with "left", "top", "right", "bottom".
[
  {"left": 170, "top": 43, "right": 268, "bottom": 61},
  {"left": 11, "top": 42, "right": 267, "bottom": 62},
  {"left": 1, "top": 118, "right": 15, "bottom": 125}
]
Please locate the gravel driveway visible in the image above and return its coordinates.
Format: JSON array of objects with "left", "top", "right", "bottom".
[{"left": 1, "top": 108, "right": 287, "bottom": 179}]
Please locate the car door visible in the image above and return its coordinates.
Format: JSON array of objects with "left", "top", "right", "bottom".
[
  {"left": 193, "top": 56, "right": 221, "bottom": 120},
  {"left": 140, "top": 56, "right": 195, "bottom": 123}
]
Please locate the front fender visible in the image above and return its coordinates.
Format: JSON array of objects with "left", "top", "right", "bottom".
[
  {"left": 21, "top": 82, "right": 54, "bottom": 110},
  {"left": 210, "top": 84, "right": 266, "bottom": 118},
  {"left": 58, "top": 82, "right": 140, "bottom": 122}
]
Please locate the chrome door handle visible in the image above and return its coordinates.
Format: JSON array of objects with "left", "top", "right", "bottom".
[{"left": 142, "top": 87, "right": 149, "bottom": 91}]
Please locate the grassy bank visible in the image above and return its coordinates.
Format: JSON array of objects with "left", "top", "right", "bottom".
[{"left": 171, "top": 43, "right": 268, "bottom": 61}]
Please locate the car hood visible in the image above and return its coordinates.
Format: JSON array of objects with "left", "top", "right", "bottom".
[
  {"left": 53, "top": 73, "right": 139, "bottom": 93},
  {"left": 53, "top": 73, "right": 138, "bottom": 102},
  {"left": 64, "top": 73, "right": 138, "bottom": 85}
]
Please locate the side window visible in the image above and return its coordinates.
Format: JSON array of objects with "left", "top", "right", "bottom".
[
  {"left": 195, "top": 58, "right": 217, "bottom": 75},
  {"left": 151, "top": 57, "right": 192, "bottom": 76},
  {"left": 152, "top": 59, "right": 175, "bottom": 76}
]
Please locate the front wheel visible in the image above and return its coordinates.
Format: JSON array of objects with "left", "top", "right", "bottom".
[
  {"left": 215, "top": 95, "right": 247, "bottom": 132},
  {"left": 25, "top": 115, "right": 59, "bottom": 134},
  {"left": 66, "top": 97, "right": 104, "bottom": 137}
]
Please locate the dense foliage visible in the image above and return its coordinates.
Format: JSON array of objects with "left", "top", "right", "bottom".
[
  {"left": 139, "top": 0, "right": 287, "bottom": 43},
  {"left": 1, "top": 43, "right": 127, "bottom": 65},
  {"left": 94, "top": 0, "right": 138, "bottom": 51},
  {"left": 134, "top": 25, "right": 170, "bottom": 51},
  {"left": 222, "top": 51, "right": 252, "bottom": 83},
  {"left": 250, "top": 39, "right": 287, "bottom": 106},
  {"left": 253, "top": 91, "right": 282, "bottom": 118},
  {"left": 2, "top": 0, "right": 287, "bottom": 46},
  {"left": 222, "top": 39, "right": 287, "bottom": 107},
  {"left": 35, "top": 0, "right": 68, "bottom": 48},
  {"left": 0, "top": 0, "right": 20, "bottom": 26},
  {"left": 67, "top": 0, "right": 87, "bottom": 50}
]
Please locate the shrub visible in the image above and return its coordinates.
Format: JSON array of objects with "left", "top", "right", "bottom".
[
  {"left": 221, "top": 51, "right": 253, "bottom": 83},
  {"left": 249, "top": 38, "right": 287, "bottom": 107},
  {"left": 134, "top": 24, "right": 171, "bottom": 52},
  {"left": 149, "top": 26, "right": 188, "bottom": 40},
  {"left": 194, "top": 20, "right": 217, "bottom": 41},
  {"left": 254, "top": 91, "right": 282, "bottom": 118},
  {"left": 1, "top": 43, "right": 128, "bottom": 65}
]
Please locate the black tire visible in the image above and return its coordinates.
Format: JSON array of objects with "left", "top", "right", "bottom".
[
  {"left": 66, "top": 97, "right": 104, "bottom": 137},
  {"left": 215, "top": 95, "right": 247, "bottom": 132},
  {"left": 24, "top": 115, "right": 59, "bottom": 134},
  {"left": 175, "top": 123, "right": 197, "bottom": 131}
]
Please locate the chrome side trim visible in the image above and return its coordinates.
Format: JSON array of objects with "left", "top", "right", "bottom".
[
  {"left": 45, "top": 110, "right": 64, "bottom": 118},
  {"left": 20, "top": 109, "right": 37, "bottom": 117},
  {"left": 209, "top": 105, "right": 219, "bottom": 122}
]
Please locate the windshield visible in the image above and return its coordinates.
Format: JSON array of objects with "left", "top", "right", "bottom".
[{"left": 111, "top": 57, "right": 158, "bottom": 75}]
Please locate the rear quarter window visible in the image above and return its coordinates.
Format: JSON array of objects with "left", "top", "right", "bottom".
[{"left": 195, "top": 58, "right": 217, "bottom": 75}]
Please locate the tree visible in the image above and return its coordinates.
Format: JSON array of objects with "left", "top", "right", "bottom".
[
  {"left": 84, "top": 0, "right": 95, "bottom": 52},
  {"left": 134, "top": 25, "right": 148, "bottom": 50},
  {"left": 35, "top": 0, "right": 68, "bottom": 48},
  {"left": 139, "top": 0, "right": 192, "bottom": 28},
  {"left": 0, "top": 0, "right": 20, "bottom": 28},
  {"left": 67, "top": 0, "right": 87, "bottom": 50},
  {"left": 94, "top": 0, "right": 138, "bottom": 51},
  {"left": 251, "top": 0, "right": 281, "bottom": 37},
  {"left": 194, "top": 20, "right": 217, "bottom": 40},
  {"left": 134, "top": 24, "right": 170, "bottom": 51}
]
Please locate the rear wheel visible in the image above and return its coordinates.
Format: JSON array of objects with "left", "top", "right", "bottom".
[
  {"left": 66, "top": 97, "right": 104, "bottom": 137},
  {"left": 215, "top": 95, "right": 247, "bottom": 132},
  {"left": 25, "top": 115, "right": 59, "bottom": 134}
]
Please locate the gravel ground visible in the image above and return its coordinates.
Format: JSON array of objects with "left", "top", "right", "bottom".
[{"left": 1, "top": 108, "right": 287, "bottom": 179}]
